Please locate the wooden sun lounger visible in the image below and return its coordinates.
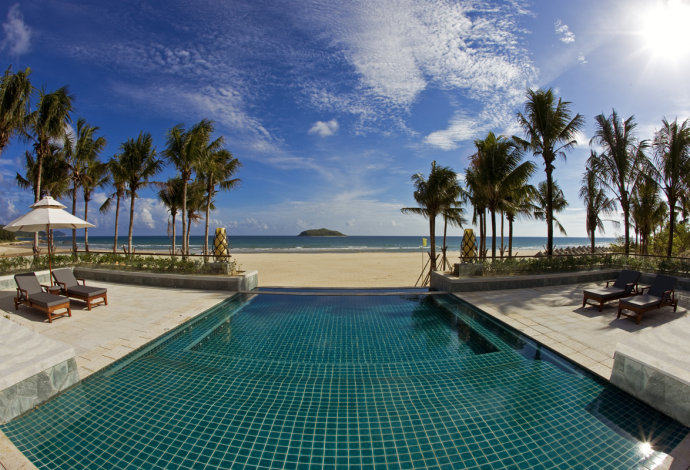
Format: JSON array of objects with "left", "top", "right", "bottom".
[
  {"left": 52, "top": 268, "right": 108, "bottom": 311},
  {"left": 582, "top": 269, "right": 641, "bottom": 311},
  {"left": 14, "top": 272, "right": 71, "bottom": 323},
  {"left": 617, "top": 274, "right": 678, "bottom": 324}
]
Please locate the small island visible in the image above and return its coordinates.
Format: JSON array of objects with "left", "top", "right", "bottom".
[{"left": 298, "top": 228, "right": 346, "bottom": 237}]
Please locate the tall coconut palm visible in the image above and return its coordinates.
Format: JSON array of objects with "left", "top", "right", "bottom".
[
  {"left": 184, "top": 180, "right": 208, "bottom": 253},
  {"left": 580, "top": 160, "right": 617, "bottom": 253},
  {"left": 164, "top": 119, "right": 214, "bottom": 255},
  {"left": 66, "top": 119, "right": 106, "bottom": 252},
  {"left": 26, "top": 87, "right": 73, "bottom": 202},
  {"left": 440, "top": 202, "right": 465, "bottom": 269},
  {"left": 158, "top": 177, "right": 184, "bottom": 255},
  {"left": 631, "top": 175, "right": 667, "bottom": 254},
  {"left": 120, "top": 133, "right": 162, "bottom": 254},
  {"left": 16, "top": 146, "right": 70, "bottom": 201},
  {"left": 198, "top": 147, "right": 241, "bottom": 256},
  {"left": 0, "top": 66, "right": 33, "bottom": 157},
  {"left": 504, "top": 184, "right": 536, "bottom": 257},
  {"left": 464, "top": 166, "right": 488, "bottom": 259},
  {"left": 99, "top": 154, "right": 128, "bottom": 253},
  {"left": 590, "top": 110, "right": 648, "bottom": 255},
  {"left": 81, "top": 159, "right": 110, "bottom": 252},
  {"left": 517, "top": 88, "right": 584, "bottom": 256},
  {"left": 533, "top": 181, "right": 568, "bottom": 237},
  {"left": 652, "top": 118, "right": 690, "bottom": 257},
  {"left": 470, "top": 133, "right": 535, "bottom": 259},
  {"left": 401, "top": 161, "right": 458, "bottom": 271}
]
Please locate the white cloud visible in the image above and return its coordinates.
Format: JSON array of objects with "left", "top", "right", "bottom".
[
  {"left": 424, "top": 115, "right": 484, "bottom": 150},
  {"left": 577, "top": 54, "right": 587, "bottom": 64},
  {"left": 554, "top": 19, "right": 575, "bottom": 44},
  {"left": 308, "top": 119, "right": 339, "bottom": 137},
  {"left": 1, "top": 4, "right": 31, "bottom": 56}
]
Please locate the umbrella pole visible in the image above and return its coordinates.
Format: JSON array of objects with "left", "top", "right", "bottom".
[{"left": 48, "top": 224, "right": 53, "bottom": 285}]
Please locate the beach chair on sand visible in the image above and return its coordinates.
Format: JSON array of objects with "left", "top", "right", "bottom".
[
  {"left": 52, "top": 268, "right": 108, "bottom": 311},
  {"left": 582, "top": 270, "right": 641, "bottom": 311},
  {"left": 14, "top": 273, "right": 71, "bottom": 323},
  {"left": 617, "top": 274, "right": 678, "bottom": 324}
]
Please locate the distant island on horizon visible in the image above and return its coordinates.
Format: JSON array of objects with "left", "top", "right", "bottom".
[{"left": 298, "top": 228, "right": 347, "bottom": 237}]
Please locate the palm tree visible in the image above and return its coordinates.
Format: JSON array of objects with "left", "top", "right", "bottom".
[
  {"left": 652, "top": 118, "right": 690, "bottom": 257},
  {"left": 0, "top": 66, "right": 32, "bottom": 157},
  {"left": 26, "top": 87, "right": 73, "bottom": 202},
  {"left": 464, "top": 166, "right": 488, "bottom": 259},
  {"left": 197, "top": 146, "right": 241, "bottom": 256},
  {"left": 579, "top": 161, "right": 617, "bottom": 253},
  {"left": 16, "top": 146, "right": 70, "bottom": 201},
  {"left": 533, "top": 181, "right": 568, "bottom": 237},
  {"left": 164, "top": 119, "right": 214, "bottom": 255},
  {"left": 184, "top": 180, "right": 208, "bottom": 253},
  {"left": 82, "top": 159, "right": 110, "bottom": 252},
  {"left": 631, "top": 175, "right": 667, "bottom": 254},
  {"left": 504, "top": 185, "right": 536, "bottom": 257},
  {"left": 158, "top": 178, "right": 184, "bottom": 255},
  {"left": 119, "top": 133, "right": 163, "bottom": 253},
  {"left": 440, "top": 202, "right": 465, "bottom": 269},
  {"left": 517, "top": 88, "right": 584, "bottom": 256},
  {"left": 401, "top": 161, "right": 458, "bottom": 271},
  {"left": 66, "top": 118, "right": 106, "bottom": 252},
  {"left": 99, "top": 154, "right": 128, "bottom": 253},
  {"left": 470, "top": 132, "right": 535, "bottom": 259},
  {"left": 590, "top": 109, "right": 648, "bottom": 255}
]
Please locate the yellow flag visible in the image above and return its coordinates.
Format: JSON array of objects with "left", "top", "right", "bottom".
[{"left": 422, "top": 237, "right": 428, "bottom": 247}]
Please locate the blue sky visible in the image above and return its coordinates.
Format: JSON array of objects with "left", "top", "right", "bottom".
[{"left": 1, "top": 0, "right": 689, "bottom": 237}]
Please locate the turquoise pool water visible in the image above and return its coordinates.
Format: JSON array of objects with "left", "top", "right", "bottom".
[{"left": 2, "top": 293, "right": 687, "bottom": 469}]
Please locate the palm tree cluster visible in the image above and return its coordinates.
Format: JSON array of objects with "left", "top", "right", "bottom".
[
  {"left": 1, "top": 66, "right": 240, "bottom": 256},
  {"left": 404, "top": 88, "right": 690, "bottom": 268}
]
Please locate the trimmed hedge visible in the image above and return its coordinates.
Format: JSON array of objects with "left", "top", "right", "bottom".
[
  {"left": 466, "top": 254, "right": 690, "bottom": 277},
  {"left": 0, "top": 253, "right": 239, "bottom": 276}
]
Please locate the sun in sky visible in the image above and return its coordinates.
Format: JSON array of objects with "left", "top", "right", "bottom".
[{"left": 639, "top": 0, "right": 690, "bottom": 61}]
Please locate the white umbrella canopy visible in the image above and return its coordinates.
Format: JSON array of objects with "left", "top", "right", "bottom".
[
  {"left": 3, "top": 196, "right": 95, "bottom": 282},
  {"left": 3, "top": 196, "right": 94, "bottom": 233}
]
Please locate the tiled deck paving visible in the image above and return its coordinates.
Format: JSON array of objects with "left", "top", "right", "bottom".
[
  {"left": 457, "top": 282, "right": 690, "bottom": 379},
  {"left": 0, "top": 281, "right": 231, "bottom": 379}
]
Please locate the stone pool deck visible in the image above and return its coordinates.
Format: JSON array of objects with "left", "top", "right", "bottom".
[{"left": 0, "top": 281, "right": 232, "bottom": 380}]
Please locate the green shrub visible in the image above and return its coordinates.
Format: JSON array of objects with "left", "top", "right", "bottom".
[{"left": 0, "top": 227, "right": 16, "bottom": 242}]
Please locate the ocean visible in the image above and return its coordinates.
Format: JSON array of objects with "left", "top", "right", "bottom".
[{"left": 54, "top": 235, "right": 616, "bottom": 254}]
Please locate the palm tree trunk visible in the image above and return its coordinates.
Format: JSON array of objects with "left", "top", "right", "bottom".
[
  {"left": 204, "top": 181, "right": 212, "bottom": 258},
  {"left": 112, "top": 194, "right": 120, "bottom": 253},
  {"left": 490, "top": 209, "right": 497, "bottom": 259},
  {"left": 171, "top": 213, "right": 176, "bottom": 255},
  {"left": 186, "top": 213, "right": 192, "bottom": 253},
  {"left": 590, "top": 230, "right": 595, "bottom": 254},
  {"left": 72, "top": 184, "right": 78, "bottom": 253},
  {"left": 508, "top": 218, "right": 513, "bottom": 257},
  {"left": 84, "top": 195, "right": 90, "bottom": 252},
  {"left": 482, "top": 209, "right": 487, "bottom": 259},
  {"left": 181, "top": 178, "right": 188, "bottom": 256},
  {"left": 500, "top": 211, "right": 504, "bottom": 258},
  {"left": 127, "top": 192, "right": 135, "bottom": 254},
  {"left": 545, "top": 165, "right": 554, "bottom": 256},
  {"left": 442, "top": 215, "right": 448, "bottom": 270},
  {"left": 667, "top": 199, "right": 676, "bottom": 257},
  {"left": 33, "top": 150, "right": 44, "bottom": 254},
  {"left": 622, "top": 196, "right": 630, "bottom": 255},
  {"left": 429, "top": 216, "right": 437, "bottom": 271}
]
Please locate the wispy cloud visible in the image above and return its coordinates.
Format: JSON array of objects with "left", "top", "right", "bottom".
[
  {"left": 1, "top": 4, "right": 31, "bottom": 56},
  {"left": 308, "top": 119, "right": 339, "bottom": 137},
  {"left": 554, "top": 19, "right": 575, "bottom": 44}
]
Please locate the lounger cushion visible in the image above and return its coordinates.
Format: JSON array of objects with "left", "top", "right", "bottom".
[
  {"left": 620, "top": 295, "right": 662, "bottom": 309},
  {"left": 29, "top": 292, "right": 70, "bottom": 308},
  {"left": 583, "top": 287, "right": 626, "bottom": 300},
  {"left": 66, "top": 286, "right": 107, "bottom": 298},
  {"left": 612, "top": 270, "right": 641, "bottom": 292}
]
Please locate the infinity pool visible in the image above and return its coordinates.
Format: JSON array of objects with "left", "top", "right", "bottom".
[{"left": 2, "top": 293, "right": 687, "bottom": 469}]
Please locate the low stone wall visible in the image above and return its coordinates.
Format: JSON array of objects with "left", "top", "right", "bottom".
[
  {"left": 430, "top": 269, "right": 619, "bottom": 292},
  {"left": 74, "top": 267, "right": 259, "bottom": 292},
  {"left": 0, "top": 270, "right": 51, "bottom": 291},
  {"left": 611, "top": 344, "right": 690, "bottom": 427}
]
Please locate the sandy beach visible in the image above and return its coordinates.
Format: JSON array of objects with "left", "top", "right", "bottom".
[{"left": 1, "top": 243, "right": 540, "bottom": 287}]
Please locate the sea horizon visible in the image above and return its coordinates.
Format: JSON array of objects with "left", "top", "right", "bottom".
[{"left": 52, "top": 235, "right": 617, "bottom": 254}]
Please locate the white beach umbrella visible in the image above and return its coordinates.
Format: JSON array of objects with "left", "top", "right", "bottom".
[{"left": 4, "top": 195, "right": 94, "bottom": 280}]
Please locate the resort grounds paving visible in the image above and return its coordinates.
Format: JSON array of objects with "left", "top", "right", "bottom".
[
  {"left": 457, "top": 282, "right": 690, "bottom": 380},
  {"left": 0, "top": 281, "right": 232, "bottom": 380}
]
